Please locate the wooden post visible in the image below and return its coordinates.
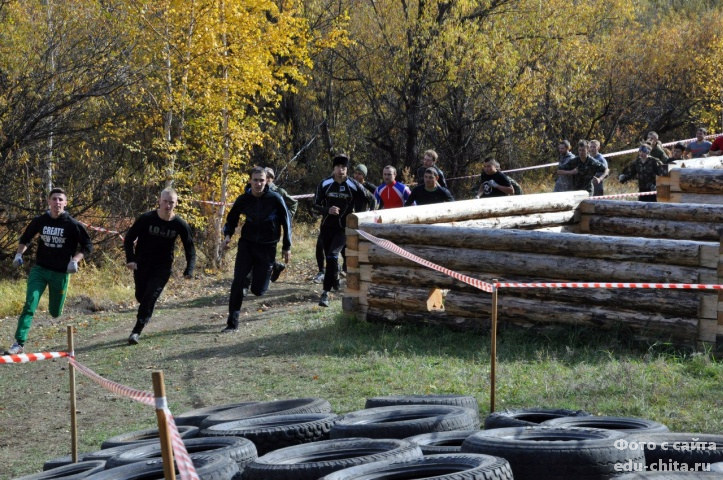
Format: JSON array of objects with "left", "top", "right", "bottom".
[
  {"left": 490, "top": 279, "right": 498, "bottom": 414},
  {"left": 152, "top": 371, "right": 176, "bottom": 480},
  {"left": 67, "top": 326, "right": 78, "bottom": 463}
]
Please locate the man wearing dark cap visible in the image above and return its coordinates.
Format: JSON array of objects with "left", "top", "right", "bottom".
[
  {"left": 313, "top": 154, "right": 370, "bottom": 307},
  {"left": 618, "top": 143, "right": 666, "bottom": 202}
]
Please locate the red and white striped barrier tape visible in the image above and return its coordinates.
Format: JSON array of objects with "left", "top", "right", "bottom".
[
  {"left": 356, "top": 229, "right": 723, "bottom": 292},
  {"left": 494, "top": 281, "right": 722, "bottom": 290},
  {"left": 0, "top": 350, "right": 69, "bottom": 364},
  {"left": 80, "top": 222, "right": 125, "bottom": 241},
  {"left": 67, "top": 357, "right": 199, "bottom": 480},
  {"left": 604, "top": 133, "right": 723, "bottom": 158},
  {"left": 356, "top": 229, "right": 495, "bottom": 293},
  {"left": 590, "top": 191, "right": 657, "bottom": 200}
]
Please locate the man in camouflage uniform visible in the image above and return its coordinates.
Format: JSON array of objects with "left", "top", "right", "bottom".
[
  {"left": 557, "top": 140, "right": 606, "bottom": 196},
  {"left": 618, "top": 143, "right": 666, "bottom": 202}
]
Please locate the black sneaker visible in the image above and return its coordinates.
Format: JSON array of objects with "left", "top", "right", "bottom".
[
  {"left": 270, "top": 262, "right": 286, "bottom": 282},
  {"left": 319, "top": 291, "right": 330, "bottom": 307},
  {"left": 128, "top": 333, "right": 140, "bottom": 345},
  {"left": 221, "top": 326, "right": 238, "bottom": 333}
]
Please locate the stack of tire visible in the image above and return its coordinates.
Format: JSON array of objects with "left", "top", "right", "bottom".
[{"left": 12, "top": 396, "right": 723, "bottom": 479}]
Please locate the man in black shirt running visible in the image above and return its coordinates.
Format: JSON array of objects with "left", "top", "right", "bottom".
[
  {"left": 124, "top": 187, "right": 196, "bottom": 345},
  {"left": 6, "top": 188, "right": 92, "bottom": 355},
  {"left": 313, "top": 154, "right": 369, "bottom": 307}
]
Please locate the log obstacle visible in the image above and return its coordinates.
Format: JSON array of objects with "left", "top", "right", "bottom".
[
  {"left": 657, "top": 157, "right": 723, "bottom": 204},
  {"left": 343, "top": 191, "right": 722, "bottom": 352}
]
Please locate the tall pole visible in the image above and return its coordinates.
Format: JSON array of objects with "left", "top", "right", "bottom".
[
  {"left": 67, "top": 326, "right": 78, "bottom": 463},
  {"left": 152, "top": 371, "right": 176, "bottom": 480},
  {"left": 490, "top": 280, "right": 498, "bottom": 413}
]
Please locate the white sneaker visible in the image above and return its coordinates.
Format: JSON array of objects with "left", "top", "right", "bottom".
[
  {"left": 312, "top": 271, "right": 324, "bottom": 284},
  {"left": 6, "top": 342, "right": 24, "bottom": 355}
]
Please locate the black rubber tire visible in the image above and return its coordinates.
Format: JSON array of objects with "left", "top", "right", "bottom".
[
  {"left": 200, "top": 413, "right": 340, "bottom": 455},
  {"left": 241, "top": 437, "right": 423, "bottom": 480},
  {"left": 84, "top": 453, "right": 237, "bottom": 480},
  {"left": 625, "top": 432, "right": 723, "bottom": 469},
  {"left": 330, "top": 405, "right": 479, "bottom": 440},
  {"left": 44, "top": 442, "right": 158, "bottom": 470},
  {"left": 13, "top": 461, "right": 106, "bottom": 480},
  {"left": 200, "top": 397, "right": 332, "bottom": 428},
  {"left": 483, "top": 408, "right": 591, "bottom": 429},
  {"left": 541, "top": 415, "right": 669, "bottom": 433},
  {"left": 405, "top": 430, "right": 480, "bottom": 454},
  {"left": 318, "top": 453, "right": 513, "bottom": 480},
  {"left": 175, "top": 402, "right": 258, "bottom": 427},
  {"left": 461, "top": 426, "right": 645, "bottom": 480},
  {"left": 104, "top": 436, "right": 257, "bottom": 470},
  {"left": 364, "top": 395, "right": 480, "bottom": 422},
  {"left": 100, "top": 425, "right": 199, "bottom": 449}
]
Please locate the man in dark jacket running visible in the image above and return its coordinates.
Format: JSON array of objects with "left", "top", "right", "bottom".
[
  {"left": 6, "top": 188, "right": 92, "bottom": 355},
  {"left": 124, "top": 187, "right": 196, "bottom": 345},
  {"left": 313, "top": 154, "right": 369, "bottom": 307},
  {"left": 222, "top": 166, "right": 291, "bottom": 332}
]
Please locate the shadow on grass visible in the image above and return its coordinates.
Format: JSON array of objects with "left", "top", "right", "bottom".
[{"left": 74, "top": 309, "right": 697, "bottom": 367}]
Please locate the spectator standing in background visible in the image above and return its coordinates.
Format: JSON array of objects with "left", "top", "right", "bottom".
[
  {"left": 476, "top": 157, "right": 514, "bottom": 198},
  {"left": 415, "top": 149, "right": 448, "bottom": 188},
  {"left": 554, "top": 140, "right": 576, "bottom": 192},
  {"left": 375, "top": 166, "right": 411, "bottom": 209},
  {"left": 685, "top": 127, "right": 712, "bottom": 158},
  {"left": 406, "top": 168, "right": 454, "bottom": 206},
  {"left": 708, "top": 135, "right": 723, "bottom": 156},
  {"left": 588, "top": 140, "right": 609, "bottom": 196},
  {"left": 646, "top": 131, "right": 669, "bottom": 163},
  {"left": 557, "top": 140, "right": 606, "bottom": 196},
  {"left": 618, "top": 143, "right": 666, "bottom": 202}
]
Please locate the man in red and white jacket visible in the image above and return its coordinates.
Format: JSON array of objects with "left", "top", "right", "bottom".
[{"left": 374, "top": 165, "right": 411, "bottom": 209}]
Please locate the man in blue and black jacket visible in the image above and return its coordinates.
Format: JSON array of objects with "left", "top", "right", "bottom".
[{"left": 222, "top": 166, "right": 291, "bottom": 332}]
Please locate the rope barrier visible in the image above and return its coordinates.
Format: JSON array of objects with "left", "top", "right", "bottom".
[
  {"left": 79, "top": 222, "right": 125, "bottom": 241},
  {"left": 0, "top": 351, "right": 69, "bottom": 364}
]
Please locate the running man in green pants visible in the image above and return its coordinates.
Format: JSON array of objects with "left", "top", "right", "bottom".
[{"left": 5, "top": 188, "right": 92, "bottom": 355}]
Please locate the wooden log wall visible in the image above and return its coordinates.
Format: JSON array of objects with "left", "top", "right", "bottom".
[
  {"left": 657, "top": 161, "right": 723, "bottom": 204},
  {"left": 343, "top": 192, "right": 722, "bottom": 350}
]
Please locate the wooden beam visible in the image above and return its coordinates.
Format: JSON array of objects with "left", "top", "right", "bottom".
[
  {"left": 355, "top": 269, "right": 711, "bottom": 317},
  {"left": 669, "top": 193, "right": 723, "bottom": 205},
  {"left": 578, "top": 199, "right": 723, "bottom": 223},
  {"left": 435, "top": 211, "right": 576, "bottom": 230},
  {"left": 351, "top": 223, "right": 718, "bottom": 267},
  {"left": 579, "top": 214, "right": 721, "bottom": 241},
  {"left": 364, "top": 244, "right": 712, "bottom": 284},
  {"left": 347, "top": 191, "right": 589, "bottom": 228}
]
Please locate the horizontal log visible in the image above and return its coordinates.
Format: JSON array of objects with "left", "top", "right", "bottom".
[
  {"left": 349, "top": 223, "right": 718, "bottom": 267},
  {"left": 668, "top": 193, "right": 723, "bottom": 205},
  {"left": 435, "top": 210, "right": 576, "bottom": 229},
  {"left": 358, "top": 265, "right": 714, "bottom": 317},
  {"left": 364, "top": 307, "right": 489, "bottom": 331},
  {"left": 363, "top": 284, "right": 700, "bottom": 343},
  {"left": 668, "top": 156, "right": 723, "bottom": 170},
  {"left": 670, "top": 169, "right": 723, "bottom": 193},
  {"left": 361, "top": 243, "right": 713, "bottom": 284},
  {"left": 579, "top": 214, "right": 721, "bottom": 241},
  {"left": 577, "top": 199, "right": 723, "bottom": 222},
  {"left": 347, "top": 191, "right": 590, "bottom": 228}
]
